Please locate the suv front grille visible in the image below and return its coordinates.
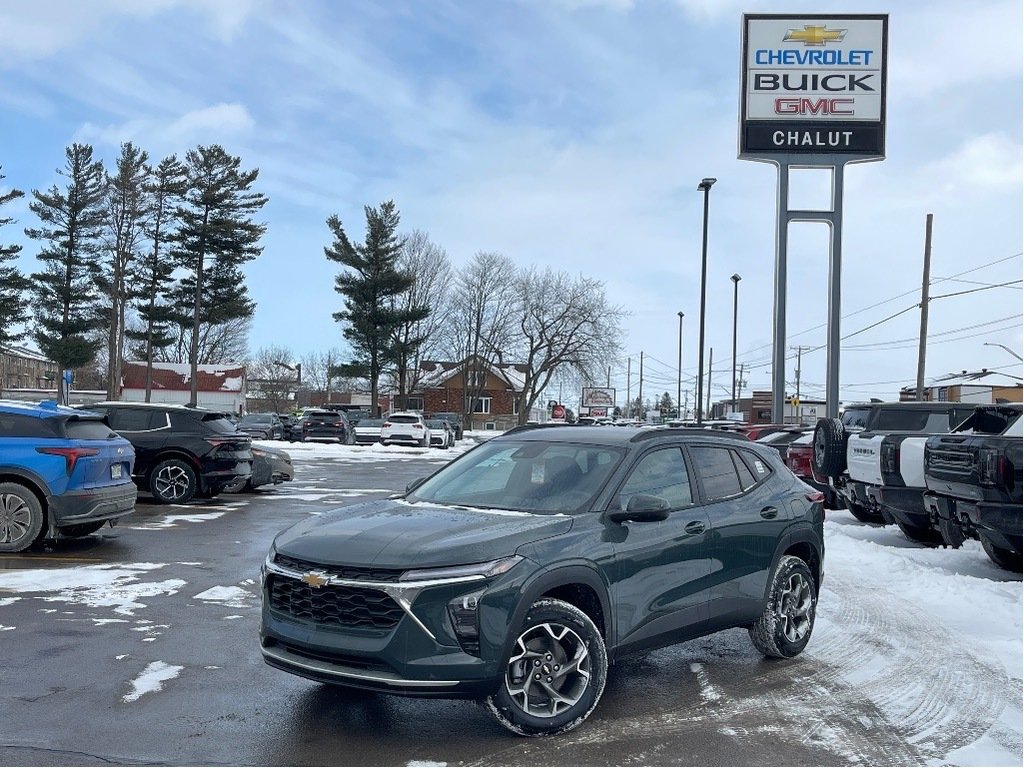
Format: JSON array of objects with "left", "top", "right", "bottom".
[
  {"left": 268, "top": 575, "right": 404, "bottom": 630},
  {"left": 273, "top": 554, "right": 405, "bottom": 583}
]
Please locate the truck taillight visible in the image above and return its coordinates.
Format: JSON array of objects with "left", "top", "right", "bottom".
[
  {"left": 979, "top": 448, "right": 1005, "bottom": 486},
  {"left": 880, "top": 442, "right": 899, "bottom": 474}
]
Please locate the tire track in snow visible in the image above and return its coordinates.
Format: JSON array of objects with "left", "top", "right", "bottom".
[{"left": 797, "top": 570, "right": 1020, "bottom": 762}]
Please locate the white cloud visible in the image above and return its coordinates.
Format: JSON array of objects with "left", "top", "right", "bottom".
[{"left": 77, "top": 102, "right": 255, "bottom": 152}]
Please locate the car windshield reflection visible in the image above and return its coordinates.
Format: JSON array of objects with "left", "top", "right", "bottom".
[{"left": 408, "top": 440, "right": 623, "bottom": 514}]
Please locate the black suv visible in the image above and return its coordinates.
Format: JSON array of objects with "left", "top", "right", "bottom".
[
  {"left": 82, "top": 402, "right": 252, "bottom": 504},
  {"left": 260, "top": 425, "right": 824, "bottom": 735}
]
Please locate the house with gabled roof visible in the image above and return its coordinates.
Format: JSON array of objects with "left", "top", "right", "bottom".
[
  {"left": 120, "top": 361, "right": 246, "bottom": 414},
  {"left": 409, "top": 356, "right": 528, "bottom": 430}
]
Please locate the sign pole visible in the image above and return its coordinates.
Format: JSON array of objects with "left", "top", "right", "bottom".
[
  {"left": 826, "top": 163, "right": 846, "bottom": 418},
  {"left": 771, "top": 163, "right": 790, "bottom": 424}
]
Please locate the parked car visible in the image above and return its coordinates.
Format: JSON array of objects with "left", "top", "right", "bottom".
[
  {"left": 79, "top": 402, "right": 252, "bottom": 504},
  {"left": 756, "top": 427, "right": 810, "bottom": 457},
  {"left": 428, "top": 412, "right": 464, "bottom": 441},
  {"left": 742, "top": 423, "right": 792, "bottom": 440},
  {"left": 260, "top": 424, "right": 824, "bottom": 736},
  {"left": 923, "top": 403, "right": 1023, "bottom": 571},
  {"left": 381, "top": 412, "right": 431, "bottom": 447},
  {"left": 296, "top": 409, "right": 353, "bottom": 444},
  {"left": 237, "top": 413, "right": 285, "bottom": 440},
  {"left": 786, "top": 432, "right": 840, "bottom": 509},
  {"left": 224, "top": 444, "right": 294, "bottom": 493},
  {"left": 278, "top": 414, "right": 298, "bottom": 441},
  {"left": 813, "top": 401, "right": 976, "bottom": 530},
  {"left": 352, "top": 417, "right": 385, "bottom": 445},
  {"left": 0, "top": 400, "right": 138, "bottom": 552},
  {"left": 426, "top": 418, "right": 455, "bottom": 448}
]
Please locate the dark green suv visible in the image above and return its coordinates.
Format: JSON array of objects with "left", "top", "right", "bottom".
[{"left": 260, "top": 426, "right": 824, "bottom": 735}]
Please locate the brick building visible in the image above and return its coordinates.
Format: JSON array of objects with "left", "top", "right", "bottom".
[
  {"left": 0, "top": 345, "right": 56, "bottom": 394},
  {"left": 411, "top": 357, "right": 527, "bottom": 431}
]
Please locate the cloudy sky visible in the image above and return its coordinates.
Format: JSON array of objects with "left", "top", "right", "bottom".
[{"left": 0, "top": 0, "right": 1020, "bottom": 408}]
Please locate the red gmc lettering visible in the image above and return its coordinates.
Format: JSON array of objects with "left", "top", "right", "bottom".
[{"left": 774, "top": 98, "right": 855, "bottom": 115}]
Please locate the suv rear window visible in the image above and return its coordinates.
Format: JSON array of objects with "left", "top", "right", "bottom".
[
  {"left": 390, "top": 415, "right": 420, "bottom": 424},
  {"left": 202, "top": 413, "right": 241, "bottom": 434},
  {"left": 306, "top": 411, "right": 339, "bottom": 421},
  {"left": 64, "top": 418, "right": 116, "bottom": 439}
]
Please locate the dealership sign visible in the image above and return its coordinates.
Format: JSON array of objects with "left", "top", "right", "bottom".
[
  {"left": 581, "top": 387, "right": 616, "bottom": 408},
  {"left": 739, "top": 14, "right": 887, "bottom": 158}
]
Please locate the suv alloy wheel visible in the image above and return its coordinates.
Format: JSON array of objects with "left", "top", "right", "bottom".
[
  {"left": 150, "top": 458, "right": 198, "bottom": 504},
  {"left": 0, "top": 482, "right": 44, "bottom": 553},
  {"left": 484, "top": 599, "right": 608, "bottom": 736},
  {"left": 749, "top": 555, "right": 818, "bottom": 658}
]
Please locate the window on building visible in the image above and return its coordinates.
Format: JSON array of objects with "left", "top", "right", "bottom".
[
  {"left": 466, "top": 396, "right": 491, "bottom": 414},
  {"left": 512, "top": 398, "right": 519, "bottom": 416},
  {"left": 406, "top": 396, "right": 424, "bottom": 412}
]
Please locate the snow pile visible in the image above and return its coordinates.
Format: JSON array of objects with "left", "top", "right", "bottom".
[{"left": 122, "top": 660, "right": 184, "bottom": 703}]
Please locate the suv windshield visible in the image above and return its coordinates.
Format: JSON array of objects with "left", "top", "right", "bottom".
[
  {"left": 241, "top": 414, "right": 271, "bottom": 425},
  {"left": 409, "top": 439, "right": 624, "bottom": 514}
]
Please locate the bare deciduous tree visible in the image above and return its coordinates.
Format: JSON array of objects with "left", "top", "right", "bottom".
[
  {"left": 300, "top": 348, "right": 359, "bottom": 407},
  {"left": 510, "top": 268, "right": 625, "bottom": 425},
  {"left": 388, "top": 230, "right": 452, "bottom": 407},
  {"left": 247, "top": 345, "right": 297, "bottom": 413},
  {"left": 445, "top": 252, "right": 518, "bottom": 427}
]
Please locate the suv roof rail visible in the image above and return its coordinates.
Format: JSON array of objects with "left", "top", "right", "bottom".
[{"left": 629, "top": 427, "right": 751, "bottom": 443}]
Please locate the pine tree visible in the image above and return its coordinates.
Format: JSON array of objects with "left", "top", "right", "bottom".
[
  {"left": 26, "top": 144, "right": 107, "bottom": 375},
  {"left": 128, "top": 155, "right": 186, "bottom": 401},
  {"left": 99, "top": 142, "right": 151, "bottom": 399},
  {"left": 325, "top": 200, "right": 427, "bottom": 414},
  {"left": 173, "top": 145, "right": 266, "bottom": 405},
  {"left": 0, "top": 168, "right": 29, "bottom": 350}
]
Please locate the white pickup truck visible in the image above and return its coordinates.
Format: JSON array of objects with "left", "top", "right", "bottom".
[{"left": 813, "top": 402, "right": 976, "bottom": 541}]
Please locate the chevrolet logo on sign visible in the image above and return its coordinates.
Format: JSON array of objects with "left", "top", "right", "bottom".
[
  {"left": 784, "top": 25, "right": 846, "bottom": 46},
  {"left": 301, "top": 571, "right": 331, "bottom": 588}
]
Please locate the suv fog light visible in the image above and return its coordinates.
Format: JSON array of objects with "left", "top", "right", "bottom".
[{"left": 448, "top": 588, "right": 487, "bottom": 655}]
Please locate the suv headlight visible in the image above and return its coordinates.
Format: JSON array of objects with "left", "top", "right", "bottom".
[{"left": 398, "top": 555, "right": 522, "bottom": 583}]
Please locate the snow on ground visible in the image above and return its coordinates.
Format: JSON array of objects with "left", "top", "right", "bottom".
[
  {"left": 193, "top": 585, "right": 251, "bottom": 608},
  {"left": 813, "top": 514, "right": 1022, "bottom": 766},
  {"left": 122, "top": 660, "right": 184, "bottom": 703},
  {"left": 255, "top": 431, "right": 496, "bottom": 463},
  {"left": 0, "top": 563, "right": 185, "bottom": 616}
]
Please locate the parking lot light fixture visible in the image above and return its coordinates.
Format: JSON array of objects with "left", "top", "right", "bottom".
[{"left": 695, "top": 177, "right": 716, "bottom": 424}]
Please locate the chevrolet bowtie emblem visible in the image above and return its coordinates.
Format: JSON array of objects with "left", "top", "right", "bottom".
[
  {"left": 784, "top": 25, "right": 847, "bottom": 46},
  {"left": 301, "top": 571, "right": 330, "bottom": 588}
]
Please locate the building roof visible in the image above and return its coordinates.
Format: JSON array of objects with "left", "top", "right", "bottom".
[
  {"left": 417, "top": 357, "right": 528, "bottom": 392},
  {"left": 121, "top": 362, "right": 246, "bottom": 393},
  {"left": 0, "top": 345, "right": 54, "bottom": 364}
]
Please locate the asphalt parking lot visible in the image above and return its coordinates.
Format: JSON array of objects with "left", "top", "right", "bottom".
[{"left": 0, "top": 450, "right": 1020, "bottom": 766}]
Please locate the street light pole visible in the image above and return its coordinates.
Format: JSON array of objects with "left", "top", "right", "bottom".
[
  {"left": 984, "top": 342, "right": 1024, "bottom": 362},
  {"left": 677, "top": 311, "right": 684, "bottom": 420},
  {"left": 730, "top": 273, "right": 741, "bottom": 414},
  {"left": 696, "top": 177, "right": 716, "bottom": 425}
]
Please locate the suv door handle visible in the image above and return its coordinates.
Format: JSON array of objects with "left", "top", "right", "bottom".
[
  {"left": 684, "top": 520, "right": 705, "bottom": 535},
  {"left": 760, "top": 506, "right": 779, "bottom": 519}
]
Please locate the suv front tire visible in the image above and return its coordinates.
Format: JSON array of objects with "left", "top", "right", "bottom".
[{"left": 484, "top": 598, "right": 608, "bottom": 736}]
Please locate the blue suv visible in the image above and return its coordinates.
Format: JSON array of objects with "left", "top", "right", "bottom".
[{"left": 0, "top": 400, "right": 137, "bottom": 552}]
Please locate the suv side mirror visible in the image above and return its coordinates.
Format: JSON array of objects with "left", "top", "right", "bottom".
[{"left": 608, "top": 494, "right": 671, "bottom": 523}]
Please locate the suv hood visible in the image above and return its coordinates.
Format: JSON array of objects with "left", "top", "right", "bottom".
[{"left": 273, "top": 498, "right": 573, "bottom": 569}]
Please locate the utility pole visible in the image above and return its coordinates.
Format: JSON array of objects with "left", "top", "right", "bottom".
[
  {"left": 706, "top": 347, "right": 713, "bottom": 420},
  {"left": 791, "top": 345, "right": 811, "bottom": 424},
  {"left": 737, "top": 363, "right": 746, "bottom": 414},
  {"left": 606, "top": 366, "right": 611, "bottom": 387},
  {"left": 638, "top": 351, "right": 644, "bottom": 416},
  {"left": 626, "top": 358, "right": 631, "bottom": 417},
  {"left": 916, "top": 213, "right": 933, "bottom": 400},
  {"left": 683, "top": 390, "right": 689, "bottom": 421}
]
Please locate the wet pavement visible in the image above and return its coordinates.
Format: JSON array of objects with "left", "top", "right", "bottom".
[{"left": 0, "top": 452, "right": 1017, "bottom": 766}]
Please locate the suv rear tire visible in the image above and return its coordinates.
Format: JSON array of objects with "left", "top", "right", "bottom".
[
  {"left": 150, "top": 459, "right": 197, "bottom": 504},
  {"left": 0, "top": 482, "right": 44, "bottom": 553},
  {"left": 896, "top": 520, "right": 943, "bottom": 546},
  {"left": 484, "top": 598, "right": 608, "bottom": 736},
  {"left": 749, "top": 555, "right": 817, "bottom": 659},
  {"left": 812, "top": 418, "right": 847, "bottom": 478},
  {"left": 981, "top": 538, "right": 1023, "bottom": 572}
]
